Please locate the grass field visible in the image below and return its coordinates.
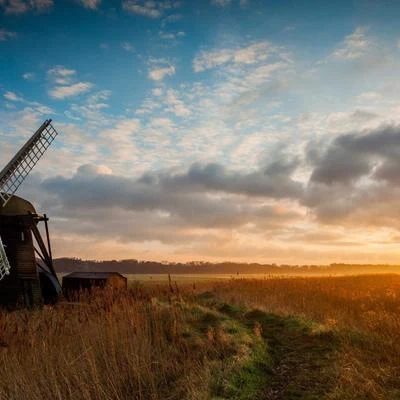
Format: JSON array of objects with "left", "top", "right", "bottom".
[{"left": 0, "top": 274, "right": 399, "bottom": 399}]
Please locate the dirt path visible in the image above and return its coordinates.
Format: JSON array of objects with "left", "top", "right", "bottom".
[{"left": 219, "top": 306, "right": 339, "bottom": 399}]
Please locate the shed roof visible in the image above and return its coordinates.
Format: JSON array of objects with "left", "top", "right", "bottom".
[{"left": 64, "top": 272, "right": 126, "bottom": 280}]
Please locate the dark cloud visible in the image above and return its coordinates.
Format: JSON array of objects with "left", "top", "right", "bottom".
[
  {"left": 42, "top": 155, "right": 303, "bottom": 212},
  {"left": 36, "top": 161, "right": 301, "bottom": 245},
  {"left": 161, "top": 158, "right": 302, "bottom": 199},
  {"left": 305, "top": 124, "right": 400, "bottom": 224},
  {"left": 310, "top": 125, "right": 400, "bottom": 185}
]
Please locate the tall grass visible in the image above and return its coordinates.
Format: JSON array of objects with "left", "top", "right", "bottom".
[
  {"left": 0, "top": 275, "right": 399, "bottom": 399},
  {"left": 0, "top": 285, "right": 266, "bottom": 400},
  {"left": 210, "top": 274, "right": 400, "bottom": 399},
  {"left": 0, "top": 288, "right": 211, "bottom": 399}
]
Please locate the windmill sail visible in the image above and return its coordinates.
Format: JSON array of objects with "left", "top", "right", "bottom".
[
  {"left": 0, "top": 236, "right": 11, "bottom": 280},
  {"left": 0, "top": 119, "right": 59, "bottom": 282},
  {"left": 0, "top": 119, "right": 58, "bottom": 207}
]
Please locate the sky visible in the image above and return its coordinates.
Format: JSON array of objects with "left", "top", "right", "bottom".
[{"left": 2, "top": 0, "right": 400, "bottom": 264}]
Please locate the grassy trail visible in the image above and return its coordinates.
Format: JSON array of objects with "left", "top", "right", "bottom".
[
  {"left": 201, "top": 295, "right": 339, "bottom": 399},
  {"left": 243, "top": 311, "right": 338, "bottom": 399}
]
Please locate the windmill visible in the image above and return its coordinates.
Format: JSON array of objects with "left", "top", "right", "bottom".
[{"left": 0, "top": 119, "right": 61, "bottom": 307}]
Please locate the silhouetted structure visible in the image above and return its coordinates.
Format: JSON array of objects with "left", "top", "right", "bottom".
[
  {"left": 62, "top": 272, "right": 127, "bottom": 298},
  {"left": 0, "top": 120, "right": 61, "bottom": 307}
]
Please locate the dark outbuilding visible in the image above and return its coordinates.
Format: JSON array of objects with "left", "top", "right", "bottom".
[{"left": 62, "top": 272, "right": 127, "bottom": 297}]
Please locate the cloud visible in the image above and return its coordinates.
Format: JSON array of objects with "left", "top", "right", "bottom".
[
  {"left": 22, "top": 72, "right": 35, "bottom": 80},
  {"left": 309, "top": 125, "right": 400, "bottom": 186},
  {"left": 49, "top": 82, "right": 93, "bottom": 99},
  {"left": 160, "top": 159, "right": 302, "bottom": 199},
  {"left": 211, "top": 0, "right": 248, "bottom": 7},
  {"left": 164, "top": 88, "right": 190, "bottom": 117},
  {"left": 211, "top": 0, "right": 231, "bottom": 6},
  {"left": 161, "top": 14, "right": 182, "bottom": 27},
  {"left": 122, "top": 0, "right": 180, "bottom": 18},
  {"left": 99, "top": 118, "right": 141, "bottom": 160},
  {"left": 48, "top": 66, "right": 76, "bottom": 78},
  {"left": 303, "top": 125, "right": 400, "bottom": 227},
  {"left": 0, "top": 28, "right": 16, "bottom": 41},
  {"left": 0, "top": 0, "right": 53, "bottom": 14},
  {"left": 41, "top": 155, "right": 302, "bottom": 214},
  {"left": 148, "top": 65, "right": 175, "bottom": 81},
  {"left": 37, "top": 161, "right": 301, "bottom": 248},
  {"left": 4, "top": 91, "right": 23, "bottom": 101},
  {"left": 357, "top": 91, "right": 382, "bottom": 102},
  {"left": 47, "top": 65, "right": 93, "bottom": 99},
  {"left": 193, "top": 42, "right": 276, "bottom": 72},
  {"left": 11, "top": 112, "right": 400, "bottom": 262},
  {"left": 66, "top": 90, "right": 111, "bottom": 124},
  {"left": 332, "top": 27, "right": 372, "bottom": 60},
  {"left": 76, "top": 0, "right": 101, "bottom": 9},
  {"left": 121, "top": 42, "right": 134, "bottom": 52},
  {"left": 159, "top": 30, "right": 185, "bottom": 41}
]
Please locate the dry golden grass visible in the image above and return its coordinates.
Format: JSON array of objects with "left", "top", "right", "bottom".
[
  {"left": 0, "top": 275, "right": 399, "bottom": 399},
  {"left": 209, "top": 274, "right": 400, "bottom": 399},
  {"left": 0, "top": 287, "right": 212, "bottom": 400},
  {"left": 0, "top": 285, "right": 267, "bottom": 400}
]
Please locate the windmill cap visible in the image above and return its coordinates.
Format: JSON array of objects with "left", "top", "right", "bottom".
[{"left": 0, "top": 195, "right": 37, "bottom": 216}]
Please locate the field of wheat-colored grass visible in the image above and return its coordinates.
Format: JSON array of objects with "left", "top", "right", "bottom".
[
  {"left": 0, "top": 274, "right": 399, "bottom": 399},
  {"left": 210, "top": 274, "right": 400, "bottom": 399},
  {"left": 0, "top": 285, "right": 267, "bottom": 400}
]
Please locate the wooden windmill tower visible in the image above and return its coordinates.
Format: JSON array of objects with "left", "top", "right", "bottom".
[{"left": 0, "top": 119, "right": 61, "bottom": 307}]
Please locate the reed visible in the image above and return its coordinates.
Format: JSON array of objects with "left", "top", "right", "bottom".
[
  {"left": 0, "top": 275, "right": 399, "bottom": 399},
  {"left": 210, "top": 274, "right": 400, "bottom": 399}
]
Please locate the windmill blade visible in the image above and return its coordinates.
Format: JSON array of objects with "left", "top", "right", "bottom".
[
  {"left": 0, "top": 119, "right": 58, "bottom": 207},
  {"left": 0, "top": 236, "right": 11, "bottom": 281}
]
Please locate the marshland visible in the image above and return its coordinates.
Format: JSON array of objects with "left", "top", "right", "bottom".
[{"left": 0, "top": 274, "right": 399, "bottom": 399}]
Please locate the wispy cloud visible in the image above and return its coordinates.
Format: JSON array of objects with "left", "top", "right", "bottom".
[
  {"left": 159, "top": 30, "right": 185, "bottom": 41},
  {"left": 0, "top": 0, "right": 53, "bottom": 14},
  {"left": 211, "top": 0, "right": 248, "bottom": 7},
  {"left": 49, "top": 82, "right": 93, "bottom": 99},
  {"left": 48, "top": 66, "right": 76, "bottom": 83},
  {"left": 122, "top": 0, "right": 180, "bottom": 19},
  {"left": 0, "top": 28, "right": 16, "bottom": 41},
  {"left": 76, "top": 0, "right": 101, "bottom": 10},
  {"left": 99, "top": 118, "right": 141, "bottom": 160},
  {"left": 22, "top": 72, "right": 35, "bottom": 80},
  {"left": 332, "top": 27, "right": 372, "bottom": 60},
  {"left": 148, "top": 64, "right": 176, "bottom": 82},
  {"left": 193, "top": 42, "right": 276, "bottom": 72},
  {"left": 211, "top": 0, "right": 231, "bottom": 6},
  {"left": 164, "top": 88, "right": 190, "bottom": 116},
  {"left": 3, "top": 91, "right": 23, "bottom": 101},
  {"left": 48, "top": 65, "right": 93, "bottom": 99},
  {"left": 121, "top": 41, "right": 135, "bottom": 52},
  {"left": 161, "top": 13, "right": 182, "bottom": 27}
]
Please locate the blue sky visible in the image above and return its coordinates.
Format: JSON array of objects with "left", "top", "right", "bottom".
[{"left": 2, "top": 0, "right": 400, "bottom": 263}]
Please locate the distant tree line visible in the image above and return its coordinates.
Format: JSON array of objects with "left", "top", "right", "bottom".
[{"left": 54, "top": 257, "right": 400, "bottom": 275}]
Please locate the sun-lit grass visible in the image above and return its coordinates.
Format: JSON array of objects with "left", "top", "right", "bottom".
[
  {"left": 0, "top": 286, "right": 266, "bottom": 400},
  {"left": 208, "top": 274, "right": 400, "bottom": 399},
  {"left": 0, "top": 274, "right": 400, "bottom": 399}
]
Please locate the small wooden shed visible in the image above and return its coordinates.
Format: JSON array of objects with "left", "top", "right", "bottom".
[{"left": 62, "top": 272, "right": 127, "bottom": 297}]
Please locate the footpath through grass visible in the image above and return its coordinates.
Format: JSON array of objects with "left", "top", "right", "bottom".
[{"left": 197, "top": 292, "right": 340, "bottom": 400}]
